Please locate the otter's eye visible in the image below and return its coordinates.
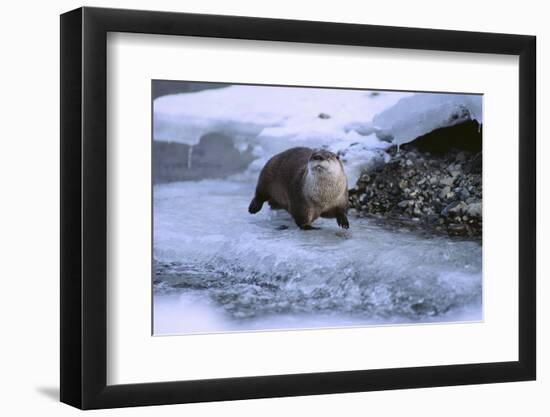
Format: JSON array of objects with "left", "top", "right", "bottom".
[{"left": 313, "top": 155, "right": 322, "bottom": 161}]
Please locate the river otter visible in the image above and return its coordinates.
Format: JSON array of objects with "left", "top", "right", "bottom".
[{"left": 248, "top": 147, "right": 349, "bottom": 230}]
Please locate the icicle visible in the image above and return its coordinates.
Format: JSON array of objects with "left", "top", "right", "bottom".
[{"left": 187, "top": 144, "right": 194, "bottom": 169}]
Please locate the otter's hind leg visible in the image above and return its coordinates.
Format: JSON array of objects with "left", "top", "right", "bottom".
[
  {"left": 291, "top": 205, "right": 319, "bottom": 230},
  {"left": 268, "top": 200, "right": 283, "bottom": 210}
]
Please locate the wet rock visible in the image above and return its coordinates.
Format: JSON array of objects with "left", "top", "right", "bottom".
[{"left": 447, "top": 223, "right": 467, "bottom": 236}]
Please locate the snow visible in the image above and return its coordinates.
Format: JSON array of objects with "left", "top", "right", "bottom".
[
  {"left": 372, "top": 93, "right": 483, "bottom": 147},
  {"left": 154, "top": 85, "right": 482, "bottom": 187},
  {"left": 154, "top": 85, "right": 411, "bottom": 146}
]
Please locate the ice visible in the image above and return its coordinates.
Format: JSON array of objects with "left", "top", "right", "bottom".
[
  {"left": 372, "top": 93, "right": 483, "bottom": 146},
  {"left": 153, "top": 179, "right": 482, "bottom": 335}
]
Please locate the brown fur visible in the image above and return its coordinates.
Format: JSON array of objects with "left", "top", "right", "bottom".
[{"left": 248, "top": 147, "right": 349, "bottom": 229}]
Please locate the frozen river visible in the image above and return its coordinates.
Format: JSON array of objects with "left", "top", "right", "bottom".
[{"left": 153, "top": 178, "right": 482, "bottom": 335}]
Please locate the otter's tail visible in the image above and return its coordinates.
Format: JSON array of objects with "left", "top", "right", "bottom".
[{"left": 248, "top": 197, "right": 264, "bottom": 214}]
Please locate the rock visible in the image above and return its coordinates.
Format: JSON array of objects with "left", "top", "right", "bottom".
[
  {"left": 439, "top": 186, "right": 451, "bottom": 199},
  {"left": 456, "top": 151, "right": 467, "bottom": 162},
  {"left": 425, "top": 214, "right": 439, "bottom": 223},
  {"left": 441, "top": 201, "right": 460, "bottom": 217},
  {"left": 440, "top": 176, "right": 455, "bottom": 186},
  {"left": 447, "top": 223, "right": 467, "bottom": 236},
  {"left": 467, "top": 202, "right": 482, "bottom": 217},
  {"left": 460, "top": 188, "right": 471, "bottom": 200},
  {"left": 449, "top": 201, "right": 468, "bottom": 215},
  {"left": 318, "top": 112, "right": 331, "bottom": 119},
  {"left": 463, "top": 153, "right": 482, "bottom": 174}
]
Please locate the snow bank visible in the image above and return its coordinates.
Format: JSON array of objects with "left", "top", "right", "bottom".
[
  {"left": 154, "top": 85, "right": 482, "bottom": 187},
  {"left": 154, "top": 84, "right": 410, "bottom": 146},
  {"left": 372, "top": 93, "right": 482, "bottom": 147}
]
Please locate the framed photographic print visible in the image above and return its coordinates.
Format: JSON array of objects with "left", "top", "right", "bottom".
[{"left": 60, "top": 6, "right": 536, "bottom": 409}]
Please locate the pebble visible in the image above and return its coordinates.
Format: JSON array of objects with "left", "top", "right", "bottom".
[
  {"left": 456, "top": 152, "right": 467, "bottom": 162},
  {"left": 467, "top": 202, "right": 482, "bottom": 217},
  {"left": 440, "top": 186, "right": 451, "bottom": 199}
]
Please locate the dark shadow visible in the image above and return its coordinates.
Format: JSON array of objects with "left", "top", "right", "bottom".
[
  {"left": 402, "top": 120, "right": 482, "bottom": 154},
  {"left": 153, "top": 132, "right": 255, "bottom": 184},
  {"left": 36, "top": 386, "right": 59, "bottom": 401}
]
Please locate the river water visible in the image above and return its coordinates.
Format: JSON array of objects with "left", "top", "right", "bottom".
[{"left": 153, "top": 177, "right": 482, "bottom": 335}]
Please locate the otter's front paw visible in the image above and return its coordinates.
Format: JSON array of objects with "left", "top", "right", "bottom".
[{"left": 337, "top": 214, "right": 349, "bottom": 229}]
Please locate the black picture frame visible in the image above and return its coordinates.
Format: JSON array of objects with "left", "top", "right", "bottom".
[{"left": 60, "top": 6, "right": 536, "bottom": 410}]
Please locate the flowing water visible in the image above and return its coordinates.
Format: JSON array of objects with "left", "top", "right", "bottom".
[{"left": 153, "top": 178, "right": 482, "bottom": 335}]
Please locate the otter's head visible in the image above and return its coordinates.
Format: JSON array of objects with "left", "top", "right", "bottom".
[{"left": 308, "top": 149, "right": 341, "bottom": 174}]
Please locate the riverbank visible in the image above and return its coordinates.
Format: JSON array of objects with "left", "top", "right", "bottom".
[{"left": 348, "top": 123, "right": 482, "bottom": 239}]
